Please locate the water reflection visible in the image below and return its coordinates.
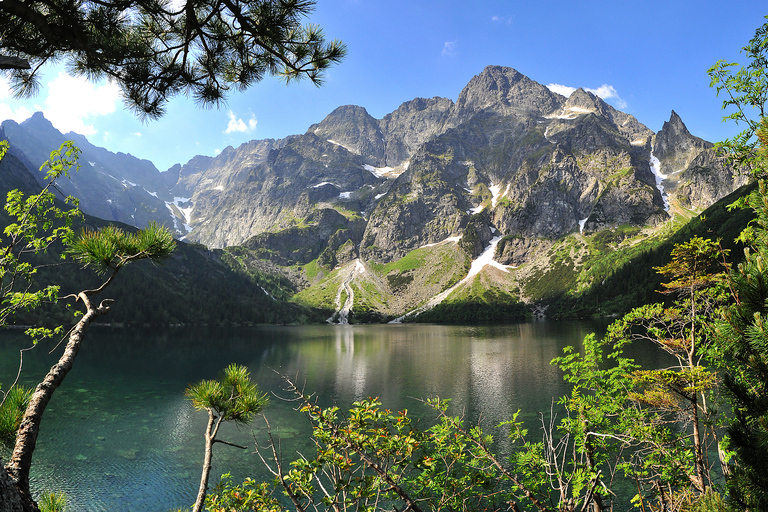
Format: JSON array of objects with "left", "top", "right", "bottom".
[{"left": 2, "top": 320, "right": 657, "bottom": 511}]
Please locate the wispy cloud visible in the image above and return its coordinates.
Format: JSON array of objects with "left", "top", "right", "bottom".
[
  {"left": 491, "top": 15, "right": 512, "bottom": 24},
  {"left": 224, "top": 111, "right": 257, "bottom": 134},
  {"left": 546, "top": 82, "right": 628, "bottom": 110},
  {"left": 586, "top": 84, "right": 627, "bottom": 109},
  {"left": 442, "top": 41, "right": 457, "bottom": 57}
]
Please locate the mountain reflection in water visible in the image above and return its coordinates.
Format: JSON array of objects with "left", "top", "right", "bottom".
[{"left": 0, "top": 321, "right": 670, "bottom": 511}]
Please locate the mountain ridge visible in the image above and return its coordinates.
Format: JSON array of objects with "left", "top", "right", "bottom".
[{"left": 0, "top": 65, "right": 750, "bottom": 322}]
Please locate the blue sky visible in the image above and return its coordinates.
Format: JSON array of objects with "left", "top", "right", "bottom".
[{"left": 1, "top": 1, "right": 765, "bottom": 172}]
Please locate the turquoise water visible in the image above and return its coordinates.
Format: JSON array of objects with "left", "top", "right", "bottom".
[{"left": 0, "top": 321, "right": 668, "bottom": 511}]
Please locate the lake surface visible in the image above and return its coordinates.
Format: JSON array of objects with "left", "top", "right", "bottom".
[{"left": 0, "top": 321, "right": 669, "bottom": 511}]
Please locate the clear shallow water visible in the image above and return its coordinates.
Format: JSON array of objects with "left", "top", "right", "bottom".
[{"left": 0, "top": 322, "right": 669, "bottom": 511}]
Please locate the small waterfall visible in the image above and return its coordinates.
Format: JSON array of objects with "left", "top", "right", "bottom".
[
  {"left": 327, "top": 259, "right": 365, "bottom": 324},
  {"left": 649, "top": 149, "right": 670, "bottom": 212}
]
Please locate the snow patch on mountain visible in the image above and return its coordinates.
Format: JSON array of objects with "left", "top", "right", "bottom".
[
  {"left": 421, "top": 236, "right": 461, "bottom": 249},
  {"left": 327, "top": 139, "right": 357, "bottom": 154},
  {"left": 545, "top": 106, "right": 593, "bottom": 120},
  {"left": 363, "top": 164, "right": 403, "bottom": 179},
  {"left": 393, "top": 236, "right": 513, "bottom": 323},
  {"left": 466, "top": 236, "right": 512, "bottom": 277},
  {"left": 490, "top": 183, "right": 504, "bottom": 208},
  {"left": 165, "top": 196, "right": 193, "bottom": 233}
]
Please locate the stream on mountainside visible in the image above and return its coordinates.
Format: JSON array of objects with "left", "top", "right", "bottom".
[{"left": 0, "top": 322, "right": 673, "bottom": 511}]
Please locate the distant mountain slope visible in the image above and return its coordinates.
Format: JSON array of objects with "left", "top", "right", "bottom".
[{"left": 1, "top": 113, "right": 190, "bottom": 238}]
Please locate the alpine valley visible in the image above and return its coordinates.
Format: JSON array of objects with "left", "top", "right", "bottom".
[{"left": 0, "top": 66, "right": 751, "bottom": 324}]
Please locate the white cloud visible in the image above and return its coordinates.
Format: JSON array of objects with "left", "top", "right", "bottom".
[
  {"left": 42, "top": 72, "right": 121, "bottom": 135},
  {"left": 546, "top": 82, "right": 628, "bottom": 109},
  {"left": 442, "top": 41, "right": 457, "bottom": 56},
  {"left": 546, "top": 83, "right": 577, "bottom": 97},
  {"left": 491, "top": 15, "right": 512, "bottom": 24},
  {"left": 585, "top": 84, "right": 628, "bottom": 109},
  {"left": 224, "top": 111, "right": 257, "bottom": 134}
]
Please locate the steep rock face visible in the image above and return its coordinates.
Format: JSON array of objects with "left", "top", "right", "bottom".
[
  {"left": 307, "top": 106, "right": 385, "bottom": 166},
  {"left": 675, "top": 150, "right": 749, "bottom": 209},
  {"left": 378, "top": 97, "right": 454, "bottom": 167},
  {"left": 185, "top": 133, "right": 385, "bottom": 248},
  {"left": 356, "top": 76, "right": 670, "bottom": 263},
  {"left": 653, "top": 110, "right": 709, "bottom": 170},
  {"left": 495, "top": 237, "right": 554, "bottom": 267},
  {"left": 459, "top": 211, "right": 494, "bottom": 259},
  {"left": 359, "top": 147, "right": 467, "bottom": 263},
  {"left": 0, "top": 126, "right": 40, "bottom": 195},
  {"left": 652, "top": 111, "right": 748, "bottom": 210},
  {"left": 307, "top": 99, "right": 455, "bottom": 170},
  {"left": 558, "top": 88, "right": 652, "bottom": 144},
  {"left": 1, "top": 112, "right": 65, "bottom": 170},
  {"left": 175, "top": 139, "right": 281, "bottom": 195}
]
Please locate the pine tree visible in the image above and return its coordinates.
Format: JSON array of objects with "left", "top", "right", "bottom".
[
  {"left": 186, "top": 363, "right": 268, "bottom": 512},
  {"left": 0, "top": 0, "right": 346, "bottom": 119},
  {"left": 717, "top": 171, "right": 768, "bottom": 509}
]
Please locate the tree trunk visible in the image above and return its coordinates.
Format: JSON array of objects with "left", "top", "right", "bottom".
[
  {"left": 192, "top": 410, "right": 217, "bottom": 512},
  {"left": 690, "top": 397, "right": 707, "bottom": 492},
  {"left": 0, "top": 461, "right": 24, "bottom": 512},
  {"left": 0, "top": 56, "right": 30, "bottom": 70},
  {"left": 3, "top": 293, "right": 110, "bottom": 511}
]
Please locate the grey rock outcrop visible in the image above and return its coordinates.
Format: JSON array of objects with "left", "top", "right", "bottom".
[{"left": 379, "top": 96, "right": 454, "bottom": 167}]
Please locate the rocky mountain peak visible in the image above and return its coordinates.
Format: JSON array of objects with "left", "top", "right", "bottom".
[
  {"left": 0, "top": 67, "right": 744, "bottom": 284},
  {"left": 450, "top": 65, "right": 563, "bottom": 124},
  {"left": 650, "top": 110, "right": 745, "bottom": 212},
  {"left": 659, "top": 110, "right": 694, "bottom": 141},
  {"left": 562, "top": 88, "right": 606, "bottom": 115},
  {"left": 22, "top": 111, "right": 57, "bottom": 132},
  {"left": 654, "top": 110, "right": 711, "bottom": 165},
  {"left": 307, "top": 105, "right": 385, "bottom": 166}
]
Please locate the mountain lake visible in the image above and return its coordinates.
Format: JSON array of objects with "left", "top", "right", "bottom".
[{"left": 0, "top": 321, "right": 673, "bottom": 511}]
